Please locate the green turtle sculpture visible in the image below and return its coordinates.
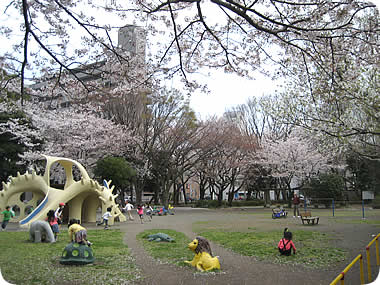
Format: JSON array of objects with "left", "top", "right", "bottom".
[
  {"left": 147, "top": 233, "right": 175, "bottom": 242},
  {"left": 60, "top": 242, "right": 95, "bottom": 265}
]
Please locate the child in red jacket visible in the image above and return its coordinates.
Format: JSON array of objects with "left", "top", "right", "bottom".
[
  {"left": 46, "top": 210, "right": 59, "bottom": 241},
  {"left": 278, "top": 228, "right": 296, "bottom": 256}
]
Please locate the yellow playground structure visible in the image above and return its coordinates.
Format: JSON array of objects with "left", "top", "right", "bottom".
[{"left": 0, "top": 155, "right": 126, "bottom": 228}]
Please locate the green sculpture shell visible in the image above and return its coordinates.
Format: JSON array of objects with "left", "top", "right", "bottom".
[{"left": 60, "top": 242, "right": 95, "bottom": 265}]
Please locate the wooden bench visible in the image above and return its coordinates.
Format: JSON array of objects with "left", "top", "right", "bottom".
[{"left": 300, "top": 211, "right": 319, "bottom": 225}]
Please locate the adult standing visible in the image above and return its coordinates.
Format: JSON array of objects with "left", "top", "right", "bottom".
[
  {"left": 123, "top": 200, "right": 134, "bottom": 221},
  {"left": 292, "top": 193, "right": 301, "bottom": 218}
]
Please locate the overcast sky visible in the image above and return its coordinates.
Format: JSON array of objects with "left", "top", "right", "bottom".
[{"left": 189, "top": 70, "right": 280, "bottom": 119}]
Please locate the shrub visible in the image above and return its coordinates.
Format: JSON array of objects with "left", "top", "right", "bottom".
[
  {"left": 194, "top": 200, "right": 228, "bottom": 208},
  {"left": 372, "top": 195, "right": 380, "bottom": 209},
  {"left": 309, "top": 173, "right": 344, "bottom": 207},
  {"left": 194, "top": 199, "right": 265, "bottom": 208},
  {"left": 231, "top": 200, "right": 265, "bottom": 207}
]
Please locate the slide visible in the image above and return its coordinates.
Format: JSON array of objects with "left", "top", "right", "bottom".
[{"left": 0, "top": 155, "right": 126, "bottom": 228}]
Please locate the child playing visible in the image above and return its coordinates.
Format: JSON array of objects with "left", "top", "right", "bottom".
[
  {"left": 137, "top": 204, "right": 144, "bottom": 224},
  {"left": 55, "top": 202, "right": 65, "bottom": 225},
  {"left": 168, "top": 204, "right": 175, "bottom": 215},
  {"left": 46, "top": 209, "right": 59, "bottom": 241},
  {"left": 123, "top": 200, "right": 134, "bottom": 221},
  {"left": 145, "top": 203, "right": 153, "bottom": 221},
  {"left": 68, "top": 219, "right": 92, "bottom": 246},
  {"left": 278, "top": 228, "right": 296, "bottom": 256},
  {"left": 0, "top": 206, "right": 15, "bottom": 231},
  {"left": 97, "top": 207, "right": 112, "bottom": 229}
]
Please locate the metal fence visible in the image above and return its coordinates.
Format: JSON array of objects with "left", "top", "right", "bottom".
[{"left": 330, "top": 233, "right": 380, "bottom": 284}]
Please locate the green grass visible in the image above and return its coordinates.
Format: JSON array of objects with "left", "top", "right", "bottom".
[
  {"left": 0, "top": 229, "right": 140, "bottom": 285},
  {"left": 197, "top": 229, "right": 347, "bottom": 269},
  {"left": 136, "top": 229, "right": 194, "bottom": 266},
  {"left": 300, "top": 208, "right": 380, "bottom": 217},
  {"left": 331, "top": 218, "right": 380, "bottom": 224}
]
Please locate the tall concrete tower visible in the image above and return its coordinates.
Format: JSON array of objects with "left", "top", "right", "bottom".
[{"left": 118, "top": 25, "right": 146, "bottom": 58}]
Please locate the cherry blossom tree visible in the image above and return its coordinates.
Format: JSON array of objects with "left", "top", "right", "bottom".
[
  {"left": 0, "top": 61, "right": 138, "bottom": 182},
  {"left": 259, "top": 128, "right": 335, "bottom": 201},
  {"left": 193, "top": 117, "right": 257, "bottom": 205},
  {"left": 23, "top": 105, "right": 136, "bottom": 166},
  {"left": 0, "top": 69, "right": 43, "bottom": 179},
  {"left": 264, "top": 9, "right": 379, "bottom": 159},
  {"left": 2, "top": 1, "right": 377, "bottom": 102}
]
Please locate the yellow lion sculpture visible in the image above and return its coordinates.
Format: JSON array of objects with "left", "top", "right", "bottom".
[{"left": 184, "top": 236, "right": 221, "bottom": 271}]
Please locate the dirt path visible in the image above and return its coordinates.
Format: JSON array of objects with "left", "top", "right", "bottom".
[{"left": 116, "top": 207, "right": 379, "bottom": 285}]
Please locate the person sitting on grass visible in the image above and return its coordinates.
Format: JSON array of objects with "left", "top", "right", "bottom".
[
  {"left": 68, "top": 219, "right": 92, "bottom": 246},
  {"left": 278, "top": 228, "right": 296, "bottom": 256}
]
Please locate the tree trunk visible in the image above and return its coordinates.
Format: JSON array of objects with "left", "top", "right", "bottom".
[
  {"left": 134, "top": 180, "right": 144, "bottom": 204},
  {"left": 161, "top": 181, "right": 170, "bottom": 208},
  {"left": 182, "top": 186, "right": 188, "bottom": 204},
  {"left": 264, "top": 189, "right": 270, "bottom": 205},
  {"left": 227, "top": 191, "right": 234, "bottom": 206},
  {"left": 246, "top": 189, "right": 252, "bottom": 200},
  {"left": 199, "top": 183, "right": 206, "bottom": 200}
]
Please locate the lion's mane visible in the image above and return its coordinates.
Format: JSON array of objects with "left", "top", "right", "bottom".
[{"left": 194, "top": 236, "right": 213, "bottom": 256}]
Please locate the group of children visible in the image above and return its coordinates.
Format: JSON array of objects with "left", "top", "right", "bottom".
[
  {"left": 46, "top": 202, "right": 92, "bottom": 246},
  {"left": 95, "top": 201, "right": 155, "bottom": 228},
  {"left": 121, "top": 202, "right": 153, "bottom": 224},
  {"left": 2, "top": 201, "right": 297, "bottom": 256},
  {"left": 45, "top": 202, "right": 65, "bottom": 241},
  {"left": 121, "top": 202, "right": 176, "bottom": 224}
]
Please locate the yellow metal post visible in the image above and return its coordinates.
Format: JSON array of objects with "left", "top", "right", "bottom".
[
  {"left": 330, "top": 273, "right": 344, "bottom": 285},
  {"left": 366, "top": 247, "right": 371, "bottom": 282},
  {"left": 359, "top": 255, "right": 364, "bottom": 284},
  {"left": 331, "top": 235, "right": 380, "bottom": 285},
  {"left": 376, "top": 237, "right": 379, "bottom": 266},
  {"left": 330, "top": 255, "right": 363, "bottom": 285}
]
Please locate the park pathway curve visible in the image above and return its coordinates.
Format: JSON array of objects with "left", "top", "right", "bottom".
[{"left": 119, "top": 207, "right": 337, "bottom": 285}]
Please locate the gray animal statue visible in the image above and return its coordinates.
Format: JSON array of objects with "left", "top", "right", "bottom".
[
  {"left": 29, "top": 220, "right": 55, "bottom": 243},
  {"left": 147, "top": 232, "right": 175, "bottom": 242}
]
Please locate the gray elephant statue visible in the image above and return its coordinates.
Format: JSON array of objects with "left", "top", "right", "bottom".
[{"left": 29, "top": 220, "right": 55, "bottom": 243}]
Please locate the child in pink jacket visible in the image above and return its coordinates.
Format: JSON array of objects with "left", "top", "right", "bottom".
[{"left": 278, "top": 228, "right": 296, "bottom": 256}]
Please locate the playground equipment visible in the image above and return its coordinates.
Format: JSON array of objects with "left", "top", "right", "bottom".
[
  {"left": 330, "top": 233, "right": 380, "bottom": 284},
  {"left": 147, "top": 233, "right": 175, "bottom": 242},
  {"left": 29, "top": 220, "right": 55, "bottom": 243},
  {"left": 185, "top": 237, "right": 221, "bottom": 271},
  {"left": 272, "top": 207, "right": 287, "bottom": 219},
  {"left": 0, "top": 155, "right": 126, "bottom": 228},
  {"left": 60, "top": 242, "right": 95, "bottom": 265}
]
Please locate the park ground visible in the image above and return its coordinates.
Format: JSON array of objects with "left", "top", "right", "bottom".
[{"left": 1, "top": 206, "right": 380, "bottom": 285}]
